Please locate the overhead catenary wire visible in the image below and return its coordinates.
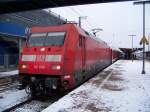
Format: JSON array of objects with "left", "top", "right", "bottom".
[{"left": 51, "top": 6, "right": 102, "bottom": 34}]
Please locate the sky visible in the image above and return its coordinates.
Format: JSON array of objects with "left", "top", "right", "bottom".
[{"left": 46, "top": 1, "right": 150, "bottom": 49}]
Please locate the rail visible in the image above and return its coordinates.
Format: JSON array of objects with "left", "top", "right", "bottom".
[{"left": 2, "top": 98, "right": 32, "bottom": 112}]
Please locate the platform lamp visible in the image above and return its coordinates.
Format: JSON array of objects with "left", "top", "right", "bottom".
[
  {"left": 148, "top": 33, "right": 150, "bottom": 51},
  {"left": 134, "top": 0, "right": 150, "bottom": 74}
]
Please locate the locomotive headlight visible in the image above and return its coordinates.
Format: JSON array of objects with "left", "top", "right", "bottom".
[
  {"left": 64, "top": 75, "right": 71, "bottom": 79},
  {"left": 41, "top": 48, "right": 45, "bottom": 51},
  {"left": 52, "top": 65, "right": 61, "bottom": 70},
  {"left": 22, "top": 64, "right": 28, "bottom": 69},
  {"left": 56, "top": 65, "right": 61, "bottom": 70}
]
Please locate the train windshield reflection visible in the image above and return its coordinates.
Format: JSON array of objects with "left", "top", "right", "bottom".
[
  {"left": 45, "top": 32, "right": 66, "bottom": 46},
  {"left": 28, "top": 33, "right": 46, "bottom": 47},
  {"left": 28, "top": 32, "right": 66, "bottom": 47}
]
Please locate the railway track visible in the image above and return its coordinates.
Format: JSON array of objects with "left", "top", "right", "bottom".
[
  {"left": 0, "top": 84, "right": 19, "bottom": 92},
  {"left": 0, "top": 82, "right": 19, "bottom": 92},
  {"left": 0, "top": 66, "right": 113, "bottom": 112},
  {"left": 2, "top": 98, "right": 32, "bottom": 112},
  {"left": 0, "top": 75, "right": 19, "bottom": 92},
  {"left": 1, "top": 91, "right": 66, "bottom": 112}
]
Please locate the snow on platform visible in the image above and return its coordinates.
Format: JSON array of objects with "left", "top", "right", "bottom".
[
  {"left": 0, "top": 89, "right": 28, "bottom": 111},
  {"left": 43, "top": 60, "right": 150, "bottom": 112},
  {"left": 0, "top": 70, "right": 18, "bottom": 78}
]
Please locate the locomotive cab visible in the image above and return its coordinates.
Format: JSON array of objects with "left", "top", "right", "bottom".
[
  {"left": 19, "top": 30, "right": 71, "bottom": 96},
  {"left": 20, "top": 31, "right": 66, "bottom": 75}
]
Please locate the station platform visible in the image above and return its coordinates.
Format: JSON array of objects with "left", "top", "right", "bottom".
[
  {"left": 0, "top": 70, "right": 18, "bottom": 78},
  {"left": 43, "top": 60, "right": 150, "bottom": 112}
]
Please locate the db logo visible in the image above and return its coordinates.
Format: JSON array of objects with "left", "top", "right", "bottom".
[{"left": 36, "top": 55, "right": 45, "bottom": 61}]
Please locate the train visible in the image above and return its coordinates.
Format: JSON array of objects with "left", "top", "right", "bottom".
[
  {"left": 112, "top": 47, "right": 123, "bottom": 62},
  {"left": 134, "top": 50, "right": 150, "bottom": 60},
  {"left": 19, "top": 23, "right": 119, "bottom": 97}
]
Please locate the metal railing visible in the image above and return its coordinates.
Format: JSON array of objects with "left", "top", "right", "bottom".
[{"left": 0, "top": 54, "right": 19, "bottom": 71}]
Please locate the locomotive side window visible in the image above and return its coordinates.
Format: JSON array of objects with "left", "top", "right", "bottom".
[
  {"left": 79, "top": 36, "right": 83, "bottom": 47},
  {"left": 28, "top": 33, "right": 46, "bottom": 47},
  {"left": 45, "top": 32, "right": 66, "bottom": 46},
  {"left": 79, "top": 36, "right": 86, "bottom": 47}
]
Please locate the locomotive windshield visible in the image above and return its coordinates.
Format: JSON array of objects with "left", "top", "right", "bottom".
[
  {"left": 28, "top": 32, "right": 66, "bottom": 47},
  {"left": 45, "top": 32, "right": 66, "bottom": 46},
  {"left": 28, "top": 33, "right": 47, "bottom": 47}
]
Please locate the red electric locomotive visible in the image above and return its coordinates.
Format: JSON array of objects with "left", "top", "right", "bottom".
[{"left": 19, "top": 23, "right": 112, "bottom": 96}]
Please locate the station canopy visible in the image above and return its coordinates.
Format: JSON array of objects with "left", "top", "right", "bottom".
[{"left": 0, "top": 0, "right": 133, "bottom": 14}]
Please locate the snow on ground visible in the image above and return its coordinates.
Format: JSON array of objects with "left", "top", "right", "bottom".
[
  {"left": 43, "top": 60, "right": 150, "bottom": 112},
  {"left": 12, "top": 100, "right": 51, "bottom": 112},
  {"left": 0, "top": 89, "right": 28, "bottom": 111},
  {"left": 0, "top": 70, "right": 18, "bottom": 78}
]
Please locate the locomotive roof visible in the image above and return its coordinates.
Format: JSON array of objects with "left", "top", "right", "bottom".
[
  {"left": 73, "top": 24, "right": 109, "bottom": 47},
  {"left": 30, "top": 23, "right": 109, "bottom": 47}
]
